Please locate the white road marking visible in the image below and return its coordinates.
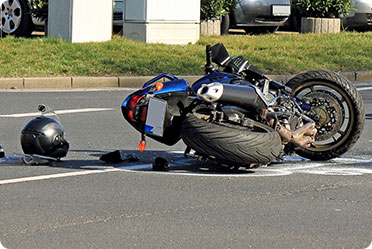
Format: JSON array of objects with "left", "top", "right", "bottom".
[
  {"left": 0, "top": 108, "right": 114, "bottom": 118},
  {"left": 365, "top": 240, "right": 372, "bottom": 249},
  {"left": 116, "top": 164, "right": 293, "bottom": 177},
  {"left": 115, "top": 156, "right": 372, "bottom": 177},
  {"left": 0, "top": 88, "right": 132, "bottom": 93},
  {"left": 0, "top": 85, "right": 370, "bottom": 93},
  {"left": 0, "top": 168, "right": 121, "bottom": 185},
  {"left": 0, "top": 156, "right": 371, "bottom": 185},
  {"left": 0, "top": 241, "right": 7, "bottom": 249}
]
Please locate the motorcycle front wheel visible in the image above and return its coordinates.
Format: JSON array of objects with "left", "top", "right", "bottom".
[
  {"left": 181, "top": 111, "right": 282, "bottom": 166},
  {"left": 286, "top": 70, "right": 365, "bottom": 160}
]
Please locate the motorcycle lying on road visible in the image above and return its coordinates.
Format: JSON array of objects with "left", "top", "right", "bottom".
[{"left": 121, "top": 43, "right": 364, "bottom": 169}]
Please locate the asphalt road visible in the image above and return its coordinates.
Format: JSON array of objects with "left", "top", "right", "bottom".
[{"left": 0, "top": 85, "right": 372, "bottom": 249}]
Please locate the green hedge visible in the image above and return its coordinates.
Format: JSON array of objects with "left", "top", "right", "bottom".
[
  {"left": 29, "top": 0, "right": 48, "bottom": 21},
  {"left": 295, "top": 0, "right": 354, "bottom": 18},
  {"left": 200, "top": 0, "right": 238, "bottom": 20}
]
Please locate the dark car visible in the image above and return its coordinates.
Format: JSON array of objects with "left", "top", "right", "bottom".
[
  {"left": 287, "top": 0, "right": 372, "bottom": 31},
  {"left": 221, "top": 0, "right": 292, "bottom": 34},
  {"left": 0, "top": 0, "right": 122, "bottom": 37},
  {"left": 344, "top": 0, "right": 372, "bottom": 29}
]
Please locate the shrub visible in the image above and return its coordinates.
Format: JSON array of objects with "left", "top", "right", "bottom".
[
  {"left": 296, "top": 0, "right": 353, "bottom": 18},
  {"left": 29, "top": 0, "right": 48, "bottom": 21},
  {"left": 200, "top": 0, "right": 238, "bottom": 20}
]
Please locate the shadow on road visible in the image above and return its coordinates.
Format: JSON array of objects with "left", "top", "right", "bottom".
[
  {"left": 2, "top": 149, "right": 372, "bottom": 177},
  {"left": 67, "top": 149, "right": 255, "bottom": 174}
]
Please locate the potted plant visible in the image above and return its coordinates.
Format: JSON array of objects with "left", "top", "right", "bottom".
[
  {"left": 296, "top": 0, "right": 353, "bottom": 33},
  {"left": 200, "top": 0, "right": 238, "bottom": 35}
]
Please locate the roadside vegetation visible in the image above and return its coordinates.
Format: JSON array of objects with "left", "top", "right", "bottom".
[{"left": 0, "top": 31, "right": 372, "bottom": 78}]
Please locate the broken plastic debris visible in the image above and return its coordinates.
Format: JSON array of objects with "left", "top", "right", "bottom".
[
  {"left": 99, "top": 150, "right": 139, "bottom": 163},
  {"left": 152, "top": 157, "right": 170, "bottom": 171},
  {"left": 0, "top": 144, "right": 5, "bottom": 158}
]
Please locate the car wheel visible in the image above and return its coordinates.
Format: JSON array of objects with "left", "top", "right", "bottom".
[
  {"left": 289, "top": 7, "right": 301, "bottom": 32},
  {"left": 1, "top": 0, "right": 34, "bottom": 37},
  {"left": 221, "top": 15, "right": 230, "bottom": 35}
]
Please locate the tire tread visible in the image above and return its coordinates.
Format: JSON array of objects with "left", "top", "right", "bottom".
[{"left": 181, "top": 114, "right": 282, "bottom": 165}]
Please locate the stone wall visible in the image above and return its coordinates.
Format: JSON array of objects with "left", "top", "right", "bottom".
[{"left": 301, "top": 17, "right": 340, "bottom": 34}]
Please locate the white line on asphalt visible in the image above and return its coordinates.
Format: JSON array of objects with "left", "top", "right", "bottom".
[
  {"left": 115, "top": 161, "right": 372, "bottom": 177},
  {"left": 0, "top": 108, "right": 115, "bottom": 118},
  {"left": 0, "top": 168, "right": 121, "bottom": 185},
  {"left": 1, "top": 156, "right": 372, "bottom": 185},
  {"left": 0, "top": 164, "right": 289, "bottom": 185},
  {"left": 356, "top": 86, "right": 372, "bottom": 91},
  {"left": 0, "top": 88, "right": 132, "bottom": 93}
]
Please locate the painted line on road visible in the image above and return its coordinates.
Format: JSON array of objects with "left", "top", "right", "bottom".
[
  {"left": 0, "top": 163, "right": 290, "bottom": 185},
  {"left": 1, "top": 156, "right": 372, "bottom": 185},
  {"left": 0, "top": 163, "right": 155, "bottom": 186},
  {"left": 115, "top": 158, "right": 372, "bottom": 177},
  {"left": 0, "top": 168, "right": 122, "bottom": 185},
  {"left": 0, "top": 108, "right": 115, "bottom": 118},
  {"left": 116, "top": 164, "right": 293, "bottom": 177},
  {"left": 0, "top": 88, "right": 132, "bottom": 93}
]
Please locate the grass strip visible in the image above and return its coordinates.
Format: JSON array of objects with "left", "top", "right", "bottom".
[{"left": 0, "top": 32, "right": 371, "bottom": 78}]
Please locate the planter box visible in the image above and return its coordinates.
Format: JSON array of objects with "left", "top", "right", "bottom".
[
  {"left": 48, "top": 0, "right": 112, "bottom": 43},
  {"left": 123, "top": 0, "right": 200, "bottom": 44},
  {"left": 200, "top": 19, "right": 221, "bottom": 36},
  {"left": 301, "top": 17, "right": 340, "bottom": 34}
]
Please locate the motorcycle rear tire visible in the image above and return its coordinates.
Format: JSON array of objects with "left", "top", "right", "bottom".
[
  {"left": 181, "top": 113, "right": 282, "bottom": 166},
  {"left": 286, "top": 70, "right": 365, "bottom": 161}
]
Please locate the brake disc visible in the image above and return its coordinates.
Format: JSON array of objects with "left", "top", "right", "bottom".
[{"left": 302, "top": 90, "right": 344, "bottom": 141}]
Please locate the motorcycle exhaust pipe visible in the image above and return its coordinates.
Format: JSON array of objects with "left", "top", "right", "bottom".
[{"left": 197, "top": 82, "right": 267, "bottom": 109}]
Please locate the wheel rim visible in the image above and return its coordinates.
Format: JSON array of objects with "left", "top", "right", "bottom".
[
  {"left": 292, "top": 81, "right": 355, "bottom": 152},
  {"left": 1, "top": 0, "right": 22, "bottom": 34}
]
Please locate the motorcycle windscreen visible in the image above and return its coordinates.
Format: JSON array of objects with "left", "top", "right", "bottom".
[
  {"left": 145, "top": 98, "right": 167, "bottom": 137},
  {"left": 211, "top": 43, "right": 230, "bottom": 66}
]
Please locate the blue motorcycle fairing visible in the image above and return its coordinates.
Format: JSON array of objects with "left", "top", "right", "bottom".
[
  {"left": 142, "top": 73, "right": 179, "bottom": 88},
  {"left": 122, "top": 75, "right": 189, "bottom": 108},
  {"left": 121, "top": 74, "right": 190, "bottom": 146},
  {"left": 191, "top": 72, "right": 241, "bottom": 94}
]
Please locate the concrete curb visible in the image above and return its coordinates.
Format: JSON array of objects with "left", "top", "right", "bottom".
[{"left": 1, "top": 71, "right": 372, "bottom": 90}]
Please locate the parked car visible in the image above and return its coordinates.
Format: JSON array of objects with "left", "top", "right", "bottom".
[
  {"left": 0, "top": 0, "right": 123, "bottom": 37},
  {"left": 287, "top": 0, "right": 372, "bottom": 31},
  {"left": 113, "top": 0, "right": 124, "bottom": 33},
  {"left": 344, "top": 0, "right": 372, "bottom": 29},
  {"left": 221, "top": 0, "right": 292, "bottom": 34}
]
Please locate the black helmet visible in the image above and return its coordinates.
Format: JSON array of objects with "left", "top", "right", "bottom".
[{"left": 20, "top": 116, "right": 69, "bottom": 159}]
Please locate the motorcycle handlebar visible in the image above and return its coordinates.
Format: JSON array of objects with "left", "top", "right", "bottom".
[{"left": 204, "top": 45, "right": 214, "bottom": 73}]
